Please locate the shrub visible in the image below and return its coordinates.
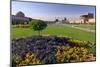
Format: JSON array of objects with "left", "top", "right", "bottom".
[
  {"left": 68, "top": 39, "right": 95, "bottom": 48},
  {"left": 55, "top": 45, "right": 95, "bottom": 63},
  {"left": 19, "top": 52, "right": 42, "bottom": 66},
  {"left": 12, "top": 54, "right": 22, "bottom": 66},
  {"left": 30, "top": 20, "right": 47, "bottom": 35},
  {"left": 12, "top": 52, "right": 42, "bottom": 66}
]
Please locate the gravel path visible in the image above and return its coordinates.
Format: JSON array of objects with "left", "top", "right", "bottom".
[{"left": 63, "top": 24, "right": 95, "bottom": 33}]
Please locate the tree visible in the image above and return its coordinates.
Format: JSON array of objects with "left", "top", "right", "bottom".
[
  {"left": 29, "top": 18, "right": 32, "bottom": 22},
  {"left": 64, "top": 17, "right": 66, "bottom": 21},
  {"left": 30, "top": 19, "right": 47, "bottom": 35},
  {"left": 55, "top": 19, "right": 59, "bottom": 22}
]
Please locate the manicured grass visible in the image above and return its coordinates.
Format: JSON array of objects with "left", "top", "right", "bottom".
[{"left": 11, "top": 24, "right": 95, "bottom": 42}]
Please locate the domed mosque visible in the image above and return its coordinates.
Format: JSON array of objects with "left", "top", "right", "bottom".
[
  {"left": 12, "top": 11, "right": 31, "bottom": 24},
  {"left": 16, "top": 11, "right": 25, "bottom": 17}
]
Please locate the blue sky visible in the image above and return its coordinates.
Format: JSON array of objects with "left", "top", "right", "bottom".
[{"left": 12, "top": 1, "right": 96, "bottom": 21}]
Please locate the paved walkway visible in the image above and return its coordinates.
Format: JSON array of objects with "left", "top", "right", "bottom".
[{"left": 63, "top": 24, "right": 95, "bottom": 33}]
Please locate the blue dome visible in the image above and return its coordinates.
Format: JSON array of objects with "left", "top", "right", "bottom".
[{"left": 16, "top": 11, "right": 25, "bottom": 17}]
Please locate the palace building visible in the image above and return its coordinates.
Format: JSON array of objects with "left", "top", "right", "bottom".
[{"left": 80, "top": 13, "right": 95, "bottom": 23}]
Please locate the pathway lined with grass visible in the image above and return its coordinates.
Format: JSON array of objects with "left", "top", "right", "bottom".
[
  {"left": 68, "top": 24, "right": 96, "bottom": 30},
  {"left": 64, "top": 24, "right": 95, "bottom": 33}
]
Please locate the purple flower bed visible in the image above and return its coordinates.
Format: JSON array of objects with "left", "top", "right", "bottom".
[{"left": 11, "top": 36, "right": 95, "bottom": 66}]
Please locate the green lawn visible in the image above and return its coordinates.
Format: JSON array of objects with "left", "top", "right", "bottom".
[{"left": 11, "top": 24, "right": 95, "bottom": 42}]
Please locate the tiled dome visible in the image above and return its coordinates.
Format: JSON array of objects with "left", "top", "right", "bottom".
[{"left": 16, "top": 11, "right": 25, "bottom": 17}]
